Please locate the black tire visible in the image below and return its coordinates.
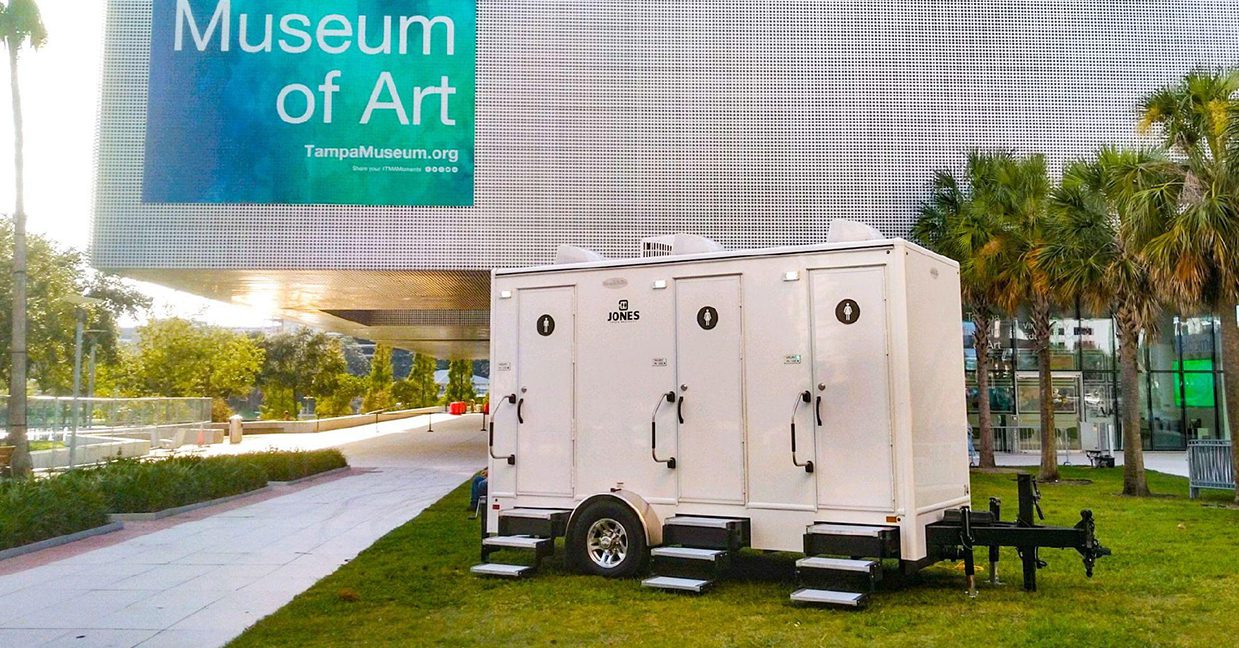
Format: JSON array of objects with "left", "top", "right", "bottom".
[{"left": 566, "top": 498, "right": 648, "bottom": 578}]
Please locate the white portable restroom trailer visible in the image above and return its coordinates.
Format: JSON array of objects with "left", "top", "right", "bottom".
[{"left": 475, "top": 236, "right": 1109, "bottom": 605}]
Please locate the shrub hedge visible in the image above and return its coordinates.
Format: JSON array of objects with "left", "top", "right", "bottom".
[
  {"left": 0, "top": 473, "right": 109, "bottom": 551},
  {"left": 88, "top": 456, "right": 268, "bottom": 514},
  {"left": 242, "top": 449, "right": 349, "bottom": 483},
  {"left": 0, "top": 449, "right": 348, "bottom": 552}
]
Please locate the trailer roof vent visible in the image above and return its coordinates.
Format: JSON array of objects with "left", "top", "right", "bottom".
[
  {"left": 555, "top": 244, "right": 607, "bottom": 264},
  {"left": 641, "top": 233, "right": 725, "bottom": 258},
  {"left": 826, "top": 219, "right": 885, "bottom": 243}
]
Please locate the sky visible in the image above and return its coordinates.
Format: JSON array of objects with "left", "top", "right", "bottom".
[{"left": 0, "top": 0, "right": 280, "bottom": 329}]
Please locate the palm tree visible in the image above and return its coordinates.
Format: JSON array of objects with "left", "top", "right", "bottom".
[
  {"left": 972, "top": 152, "right": 1058, "bottom": 482},
  {"left": 0, "top": 0, "right": 46, "bottom": 478},
  {"left": 1131, "top": 69, "right": 1239, "bottom": 503},
  {"left": 1042, "top": 148, "right": 1174, "bottom": 496},
  {"left": 912, "top": 160, "right": 1007, "bottom": 469}
]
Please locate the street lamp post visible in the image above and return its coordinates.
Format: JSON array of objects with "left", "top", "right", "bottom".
[
  {"left": 70, "top": 310, "right": 83, "bottom": 467},
  {"left": 63, "top": 295, "right": 103, "bottom": 470},
  {"left": 87, "top": 342, "right": 97, "bottom": 428}
]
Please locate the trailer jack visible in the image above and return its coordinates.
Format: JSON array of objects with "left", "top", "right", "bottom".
[{"left": 925, "top": 474, "right": 1111, "bottom": 593}]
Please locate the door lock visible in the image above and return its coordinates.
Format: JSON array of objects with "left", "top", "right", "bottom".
[{"left": 817, "top": 383, "right": 826, "bottom": 391}]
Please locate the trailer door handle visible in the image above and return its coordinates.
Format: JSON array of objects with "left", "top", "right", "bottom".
[
  {"left": 676, "top": 395, "right": 685, "bottom": 424},
  {"left": 790, "top": 390, "right": 814, "bottom": 473},
  {"left": 517, "top": 398, "right": 524, "bottom": 424},
  {"left": 815, "top": 395, "right": 823, "bottom": 427},
  {"left": 488, "top": 393, "right": 516, "bottom": 465},
  {"left": 650, "top": 391, "right": 677, "bottom": 469}
]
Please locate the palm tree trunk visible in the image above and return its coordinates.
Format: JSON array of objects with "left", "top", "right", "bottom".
[
  {"left": 1030, "top": 301, "right": 1059, "bottom": 481},
  {"left": 1116, "top": 316, "right": 1150, "bottom": 496},
  {"left": 5, "top": 45, "right": 30, "bottom": 477},
  {"left": 1218, "top": 300, "right": 1239, "bottom": 505},
  {"left": 974, "top": 311, "right": 997, "bottom": 468}
]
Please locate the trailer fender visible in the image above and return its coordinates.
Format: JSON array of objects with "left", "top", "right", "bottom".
[{"left": 567, "top": 491, "right": 663, "bottom": 547}]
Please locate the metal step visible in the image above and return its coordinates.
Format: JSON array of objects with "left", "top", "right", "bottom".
[
  {"left": 663, "top": 516, "right": 751, "bottom": 552},
  {"left": 790, "top": 588, "right": 868, "bottom": 608},
  {"left": 482, "top": 535, "right": 552, "bottom": 550},
  {"left": 641, "top": 576, "right": 713, "bottom": 593},
  {"left": 665, "top": 516, "right": 741, "bottom": 529},
  {"left": 498, "top": 508, "right": 572, "bottom": 538},
  {"left": 470, "top": 563, "right": 533, "bottom": 578},
  {"left": 500, "top": 507, "right": 572, "bottom": 520},
  {"left": 803, "top": 523, "right": 899, "bottom": 559},
  {"left": 652, "top": 547, "right": 727, "bottom": 561},
  {"left": 796, "top": 557, "right": 879, "bottom": 573},
  {"left": 806, "top": 523, "right": 892, "bottom": 537}
]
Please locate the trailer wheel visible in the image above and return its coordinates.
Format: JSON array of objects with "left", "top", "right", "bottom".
[{"left": 567, "top": 499, "right": 648, "bottom": 577}]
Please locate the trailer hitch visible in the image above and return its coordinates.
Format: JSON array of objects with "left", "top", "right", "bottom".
[
  {"left": 1074, "top": 509, "right": 1110, "bottom": 577},
  {"left": 926, "top": 474, "right": 1111, "bottom": 593}
]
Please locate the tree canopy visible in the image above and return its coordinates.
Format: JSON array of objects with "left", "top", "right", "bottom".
[
  {"left": 113, "top": 318, "right": 263, "bottom": 401},
  {"left": 0, "top": 222, "right": 149, "bottom": 395},
  {"left": 258, "top": 328, "right": 347, "bottom": 418}
]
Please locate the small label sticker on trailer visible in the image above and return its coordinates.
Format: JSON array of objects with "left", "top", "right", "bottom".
[
  {"left": 653, "top": 357, "right": 668, "bottom": 367},
  {"left": 497, "top": 362, "right": 511, "bottom": 372},
  {"left": 784, "top": 355, "right": 802, "bottom": 365}
]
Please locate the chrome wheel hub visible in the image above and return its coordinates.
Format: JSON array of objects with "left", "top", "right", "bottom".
[{"left": 586, "top": 518, "right": 628, "bottom": 569}]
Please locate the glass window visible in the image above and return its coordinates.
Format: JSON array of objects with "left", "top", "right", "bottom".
[
  {"left": 1012, "top": 319, "right": 1038, "bottom": 371},
  {"left": 1143, "top": 316, "right": 1180, "bottom": 371},
  {"left": 1181, "top": 315, "right": 1217, "bottom": 363},
  {"left": 1219, "top": 373, "right": 1230, "bottom": 442},
  {"left": 966, "top": 376, "right": 1016, "bottom": 414},
  {"left": 1144, "top": 373, "right": 1184, "bottom": 450},
  {"left": 1079, "top": 318, "right": 1115, "bottom": 371},
  {"left": 1082, "top": 372, "right": 1118, "bottom": 452},
  {"left": 1050, "top": 316, "right": 1081, "bottom": 370},
  {"left": 963, "top": 321, "right": 977, "bottom": 371}
]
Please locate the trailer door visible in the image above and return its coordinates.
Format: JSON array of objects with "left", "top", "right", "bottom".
[
  {"left": 516, "top": 286, "right": 575, "bottom": 497},
  {"left": 675, "top": 275, "right": 745, "bottom": 504},
  {"left": 810, "top": 266, "right": 895, "bottom": 511}
]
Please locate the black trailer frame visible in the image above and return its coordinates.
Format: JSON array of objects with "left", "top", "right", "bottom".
[{"left": 925, "top": 474, "right": 1110, "bottom": 594}]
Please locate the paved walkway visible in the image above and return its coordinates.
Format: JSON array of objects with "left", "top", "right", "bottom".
[
  {"left": 994, "top": 450, "right": 1188, "bottom": 477},
  {"left": 0, "top": 414, "right": 485, "bottom": 648}
]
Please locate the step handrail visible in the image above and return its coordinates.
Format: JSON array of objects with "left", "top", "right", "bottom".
[
  {"left": 488, "top": 393, "right": 517, "bottom": 465},
  {"left": 650, "top": 391, "right": 677, "bottom": 469},
  {"left": 790, "top": 390, "right": 815, "bottom": 473}
]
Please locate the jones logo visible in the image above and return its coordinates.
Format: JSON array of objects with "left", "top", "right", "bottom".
[{"left": 607, "top": 299, "right": 640, "bottom": 322}]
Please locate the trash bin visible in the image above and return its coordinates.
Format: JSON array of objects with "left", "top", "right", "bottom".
[
  {"left": 229, "top": 415, "right": 243, "bottom": 444},
  {"left": 450, "top": 401, "right": 467, "bottom": 415}
]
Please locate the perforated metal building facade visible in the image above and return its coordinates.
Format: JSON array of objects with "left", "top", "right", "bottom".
[{"left": 93, "top": 0, "right": 1239, "bottom": 354}]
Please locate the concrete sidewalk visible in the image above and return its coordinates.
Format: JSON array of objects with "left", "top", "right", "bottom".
[
  {"left": 0, "top": 414, "right": 485, "bottom": 648},
  {"left": 994, "top": 450, "right": 1188, "bottom": 477}
]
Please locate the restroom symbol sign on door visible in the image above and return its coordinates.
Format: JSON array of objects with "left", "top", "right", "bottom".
[
  {"left": 537, "top": 314, "right": 556, "bottom": 336},
  {"left": 697, "top": 306, "right": 719, "bottom": 330},
  {"left": 835, "top": 299, "right": 860, "bottom": 325}
]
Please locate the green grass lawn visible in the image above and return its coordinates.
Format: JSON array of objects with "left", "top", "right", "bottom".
[{"left": 230, "top": 468, "right": 1239, "bottom": 647}]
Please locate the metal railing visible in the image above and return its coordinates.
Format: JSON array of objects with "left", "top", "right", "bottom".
[
  {"left": 1, "top": 397, "right": 213, "bottom": 469},
  {"left": 1, "top": 396, "right": 212, "bottom": 440},
  {"left": 1188, "top": 439, "right": 1234, "bottom": 499},
  {"left": 974, "top": 425, "right": 1083, "bottom": 453}
]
